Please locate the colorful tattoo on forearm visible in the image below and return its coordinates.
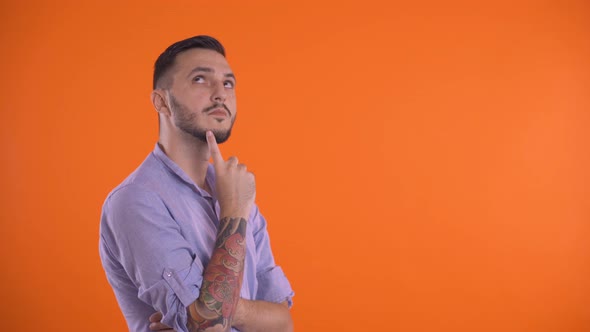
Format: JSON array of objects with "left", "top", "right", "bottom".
[{"left": 187, "top": 217, "right": 247, "bottom": 332}]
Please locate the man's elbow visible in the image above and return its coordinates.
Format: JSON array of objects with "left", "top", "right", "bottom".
[
  {"left": 284, "top": 317, "right": 294, "bottom": 332},
  {"left": 280, "top": 304, "right": 294, "bottom": 332}
]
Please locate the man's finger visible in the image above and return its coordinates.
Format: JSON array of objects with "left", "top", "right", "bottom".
[
  {"left": 206, "top": 131, "right": 224, "bottom": 166},
  {"left": 149, "top": 312, "right": 163, "bottom": 323},
  {"left": 149, "top": 322, "right": 174, "bottom": 331}
]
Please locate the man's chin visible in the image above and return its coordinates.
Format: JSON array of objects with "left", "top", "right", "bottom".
[
  {"left": 214, "top": 129, "right": 232, "bottom": 143},
  {"left": 194, "top": 129, "right": 231, "bottom": 144}
]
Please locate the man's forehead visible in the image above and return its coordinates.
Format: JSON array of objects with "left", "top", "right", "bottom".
[{"left": 174, "top": 48, "right": 232, "bottom": 73}]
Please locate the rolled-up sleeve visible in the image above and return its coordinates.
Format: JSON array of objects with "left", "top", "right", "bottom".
[
  {"left": 100, "top": 185, "right": 202, "bottom": 331},
  {"left": 251, "top": 209, "right": 295, "bottom": 307}
]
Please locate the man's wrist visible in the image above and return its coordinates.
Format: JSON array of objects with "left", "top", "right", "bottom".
[
  {"left": 219, "top": 210, "right": 250, "bottom": 221},
  {"left": 232, "top": 298, "right": 249, "bottom": 328}
]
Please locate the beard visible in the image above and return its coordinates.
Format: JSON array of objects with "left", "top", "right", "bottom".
[{"left": 169, "top": 94, "right": 234, "bottom": 144}]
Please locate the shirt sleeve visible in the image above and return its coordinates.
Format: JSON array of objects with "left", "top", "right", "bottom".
[
  {"left": 251, "top": 207, "right": 295, "bottom": 307},
  {"left": 100, "top": 184, "right": 202, "bottom": 332}
]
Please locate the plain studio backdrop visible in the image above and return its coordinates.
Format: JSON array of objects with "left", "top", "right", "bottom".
[{"left": 1, "top": 1, "right": 588, "bottom": 331}]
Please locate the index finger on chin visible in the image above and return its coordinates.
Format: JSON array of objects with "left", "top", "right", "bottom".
[{"left": 206, "top": 131, "right": 224, "bottom": 166}]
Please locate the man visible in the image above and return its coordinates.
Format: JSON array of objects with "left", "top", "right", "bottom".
[{"left": 99, "top": 35, "right": 294, "bottom": 332}]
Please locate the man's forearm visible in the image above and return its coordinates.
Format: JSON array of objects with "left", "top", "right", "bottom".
[
  {"left": 232, "top": 299, "right": 293, "bottom": 332},
  {"left": 186, "top": 217, "right": 248, "bottom": 332}
]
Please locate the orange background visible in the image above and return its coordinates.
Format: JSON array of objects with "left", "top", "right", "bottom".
[{"left": 1, "top": 1, "right": 589, "bottom": 331}]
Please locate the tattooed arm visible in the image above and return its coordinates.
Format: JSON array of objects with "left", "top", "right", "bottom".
[
  {"left": 149, "top": 212, "right": 291, "bottom": 332},
  {"left": 191, "top": 213, "right": 293, "bottom": 332},
  {"left": 186, "top": 217, "right": 248, "bottom": 331}
]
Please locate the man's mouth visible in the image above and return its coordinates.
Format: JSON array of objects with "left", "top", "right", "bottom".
[
  {"left": 204, "top": 104, "right": 231, "bottom": 118},
  {"left": 208, "top": 108, "right": 228, "bottom": 117}
]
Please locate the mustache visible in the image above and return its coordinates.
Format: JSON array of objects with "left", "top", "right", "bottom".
[{"left": 203, "top": 103, "right": 232, "bottom": 117}]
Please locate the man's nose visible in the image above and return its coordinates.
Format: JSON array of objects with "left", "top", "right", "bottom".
[{"left": 211, "top": 81, "right": 227, "bottom": 103}]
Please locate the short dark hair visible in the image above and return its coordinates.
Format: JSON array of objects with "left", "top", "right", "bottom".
[{"left": 153, "top": 35, "right": 226, "bottom": 89}]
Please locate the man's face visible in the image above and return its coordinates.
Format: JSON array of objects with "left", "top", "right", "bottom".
[{"left": 165, "top": 48, "right": 237, "bottom": 143}]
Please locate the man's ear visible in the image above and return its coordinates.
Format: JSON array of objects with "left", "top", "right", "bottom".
[{"left": 151, "top": 89, "right": 171, "bottom": 117}]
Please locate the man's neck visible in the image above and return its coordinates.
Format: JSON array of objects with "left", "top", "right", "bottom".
[{"left": 158, "top": 135, "right": 211, "bottom": 191}]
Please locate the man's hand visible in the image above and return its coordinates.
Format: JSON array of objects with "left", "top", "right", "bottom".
[
  {"left": 149, "top": 312, "right": 174, "bottom": 331},
  {"left": 207, "top": 131, "right": 256, "bottom": 219}
]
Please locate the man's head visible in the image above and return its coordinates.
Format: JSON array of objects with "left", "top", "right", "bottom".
[{"left": 151, "top": 35, "right": 236, "bottom": 144}]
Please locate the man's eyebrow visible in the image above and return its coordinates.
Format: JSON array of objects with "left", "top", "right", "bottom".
[
  {"left": 187, "top": 66, "right": 213, "bottom": 76},
  {"left": 187, "top": 67, "right": 236, "bottom": 81},
  {"left": 224, "top": 73, "right": 236, "bottom": 82}
]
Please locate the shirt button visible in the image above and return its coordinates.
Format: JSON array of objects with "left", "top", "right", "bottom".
[{"left": 165, "top": 272, "right": 172, "bottom": 278}]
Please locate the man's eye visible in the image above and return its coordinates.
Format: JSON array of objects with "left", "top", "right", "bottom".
[
  {"left": 224, "top": 81, "right": 235, "bottom": 88},
  {"left": 193, "top": 76, "right": 205, "bottom": 83}
]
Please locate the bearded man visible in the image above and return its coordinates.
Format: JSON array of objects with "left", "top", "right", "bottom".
[{"left": 99, "top": 35, "right": 294, "bottom": 332}]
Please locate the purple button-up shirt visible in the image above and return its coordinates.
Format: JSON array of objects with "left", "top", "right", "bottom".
[{"left": 99, "top": 144, "right": 293, "bottom": 332}]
